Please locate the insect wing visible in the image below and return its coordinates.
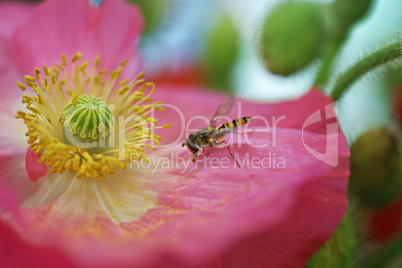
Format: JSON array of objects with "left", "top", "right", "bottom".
[{"left": 208, "top": 94, "right": 234, "bottom": 128}]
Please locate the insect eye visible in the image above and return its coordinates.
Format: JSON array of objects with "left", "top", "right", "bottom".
[
  {"left": 186, "top": 134, "right": 198, "bottom": 152},
  {"left": 188, "top": 134, "right": 196, "bottom": 143}
]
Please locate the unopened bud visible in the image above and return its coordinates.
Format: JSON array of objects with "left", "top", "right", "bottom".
[
  {"left": 204, "top": 13, "right": 240, "bottom": 90},
  {"left": 349, "top": 127, "right": 402, "bottom": 207},
  {"left": 259, "top": 2, "right": 327, "bottom": 76}
]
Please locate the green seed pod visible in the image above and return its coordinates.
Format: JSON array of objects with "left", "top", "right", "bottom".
[
  {"left": 61, "top": 95, "right": 114, "bottom": 145},
  {"left": 349, "top": 127, "right": 402, "bottom": 207},
  {"left": 259, "top": 1, "right": 327, "bottom": 76}
]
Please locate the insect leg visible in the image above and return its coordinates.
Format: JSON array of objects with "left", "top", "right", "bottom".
[
  {"left": 206, "top": 147, "right": 214, "bottom": 156},
  {"left": 192, "top": 153, "right": 198, "bottom": 163},
  {"left": 194, "top": 148, "right": 207, "bottom": 163},
  {"left": 219, "top": 140, "right": 241, "bottom": 168}
]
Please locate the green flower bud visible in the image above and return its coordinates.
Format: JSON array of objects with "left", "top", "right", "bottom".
[
  {"left": 331, "top": 0, "right": 372, "bottom": 39},
  {"left": 204, "top": 13, "right": 240, "bottom": 91},
  {"left": 129, "top": 0, "right": 172, "bottom": 34},
  {"left": 61, "top": 95, "right": 114, "bottom": 144},
  {"left": 349, "top": 127, "right": 402, "bottom": 207},
  {"left": 259, "top": 1, "right": 327, "bottom": 76}
]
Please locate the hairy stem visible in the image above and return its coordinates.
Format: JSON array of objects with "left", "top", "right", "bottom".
[{"left": 331, "top": 42, "right": 401, "bottom": 101}]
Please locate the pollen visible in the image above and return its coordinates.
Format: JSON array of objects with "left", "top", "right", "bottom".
[{"left": 16, "top": 53, "right": 169, "bottom": 179}]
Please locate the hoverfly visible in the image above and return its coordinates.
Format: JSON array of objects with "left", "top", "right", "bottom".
[{"left": 182, "top": 94, "right": 252, "bottom": 167}]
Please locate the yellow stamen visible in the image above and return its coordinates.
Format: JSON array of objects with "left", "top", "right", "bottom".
[
  {"left": 61, "top": 53, "right": 67, "bottom": 66},
  {"left": 16, "top": 53, "right": 170, "bottom": 179},
  {"left": 16, "top": 81, "right": 26, "bottom": 91}
]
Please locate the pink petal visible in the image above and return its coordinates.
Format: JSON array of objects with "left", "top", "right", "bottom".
[
  {"left": 153, "top": 85, "right": 338, "bottom": 146},
  {"left": 132, "top": 130, "right": 349, "bottom": 267},
  {"left": 0, "top": 36, "right": 28, "bottom": 158},
  {"left": 0, "top": 153, "right": 39, "bottom": 204},
  {"left": 0, "top": 183, "right": 23, "bottom": 223},
  {"left": 0, "top": 112, "right": 27, "bottom": 156},
  {"left": 0, "top": 184, "right": 61, "bottom": 267},
  {"left": 221, "top": 162, "right": 349, "bottom": 267},
  {"left": 0, "top": 36, "right": 25, "bottom": 115},
  {"left": 0, "top": 1, "right": 35, "bottom": 39},
  {"left": 0, "top": 151, "right": 73, "bottom": 208},
  {"left": 4, "top": 88, "right": 349, "bottom": 267},
  {"left": 0, "top": 221, "right": 74, "bottom": 267},
  {"left": 25, "top": 147, "right": 47, "bottom": 182},
  {"left": 13, "top": 0, "right": 143, "bottom": 76}
]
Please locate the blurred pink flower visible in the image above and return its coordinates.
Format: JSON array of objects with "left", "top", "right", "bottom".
[
  {"left": 151, "top": 61, "right": 209, "bottom": 87},
  {"left": 0, "top": 0, "right": 350, "bottom": 267},
  {"left": 366, "top": 198, "right": 402, "bottom": 243}
]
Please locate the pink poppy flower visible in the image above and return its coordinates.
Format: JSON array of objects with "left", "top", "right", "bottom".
[{"left": 0, "top": 0, "right": 350, "bottom": 267}]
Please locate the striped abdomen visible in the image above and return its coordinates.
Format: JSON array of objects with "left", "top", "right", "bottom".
[{"left": 218, "top": 116, "right": 252, "bottom": 131}]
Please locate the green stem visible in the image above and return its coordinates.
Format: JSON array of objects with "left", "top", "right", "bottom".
[
  {"left": 314, "top": 40, "right": 342, "bottom": 87},
  {"left": 331, "top": 42, "right": 401, "bottom": 101}
]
